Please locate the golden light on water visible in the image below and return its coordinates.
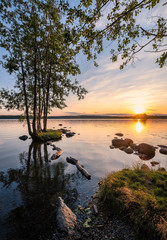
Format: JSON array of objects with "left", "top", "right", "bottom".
[
  {"left": 134, "top": 105, "right": 145, "bottom": 114},
  {"left": 135, "top": 120, "right": 144, "bottom": 133}
]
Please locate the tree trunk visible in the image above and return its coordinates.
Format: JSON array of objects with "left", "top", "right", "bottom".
[
  {"left": 21, "top": 53, "right": 33, "bottom": 137},
  {"left": 37, "top": 75, "right": 42, "bottom": 132},
  {"left": 43, "top": 65, "right": 51, "bottom": 132},
  {"left": 32, "top": 35, "right": 38, "bottom": 140}
]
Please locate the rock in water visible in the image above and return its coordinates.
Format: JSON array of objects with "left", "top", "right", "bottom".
[
  {"left": 159, "top": 148, "right": 167, "bottom": 155},
  {"left": 157, "top": 144, "right": 167, "bottom": 149},
  {"left": 130, "top": 143, "right": 139, "bottom": 151},
  {"left": 56, "top": 197, "right": 76, "bottom": 234},
  {"left": 112, "top": 139, "right": 128, "bottom": 148},
  {"left": 115, "top": 133, "right": 123, "bottom": 137},
  {"left": 123, "top": 147, "right": 133, "bottom": 154},
  {"left": 150, "top": 161, "right": 159, "bottom": 166},
  {"left": 19, "top": 135, "right": 28, "bottom": 141},
  {"left": 124, "top": 138, "right": 133, "bottom": 146},
  {"left": 138, "top": 143, "right": 155, "bottom": 158}
]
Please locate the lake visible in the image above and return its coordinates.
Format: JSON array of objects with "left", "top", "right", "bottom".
[{"left": 0, "top": 119, "right": 167, "bottom": 239}]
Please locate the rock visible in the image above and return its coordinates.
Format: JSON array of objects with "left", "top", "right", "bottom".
[
  {"left": 92, "top": 204, "right": 98, "bottom": 215},
  {"left": 112, "top": 139, "right": 128, "bottom": 148},
  {"left": 119, "top": 146, "right": 126, "bottom": 151},
  {"left": 159, "top": 148, "right": 167, "bottom": 155},
  {"left": 141, "top": 164, "right": 150, "bottom": 171},
  {"left": 158, "top": 167, "right": 166, "bottom": 171},
  {"left": 115, "top": 133, "right": 123, "bottom": 137},
  {"left": 138, "top": 143, "right": 155, "bottom": 158},
  {"left": 150, "top": 161, "right": 159, "bottom": 166},
  {"left": 98, "top": 180, "right": 103, "bottom": 186},
  {"left": 157, "top": 144, "right": 167, "bottom": 149},
  {"left": 124, "top": 138, "right": 133, "bottom": 146},
  {"left": 66, "top": 132, "right": 75, "bottom": 138},
  {"left": 139, "top": 154, "right": 152, "bottom": 160},
  {"left": 60, "top": 128, "right": 70, "bottom": 134},
  {"left": 123, "top": 147, "right": 133, "bottom": 154},
  {"left": 109, "top": 145, "right": 114, "bottom": 149},
  {"left": 19, "top": 135, "right": 28, "bottom": 141},
  {"left": 130, "top": 143, "right": 139, "bottom": 151},
  {"left": 56, "top": 197, "right": 76, "bottom": 234}
]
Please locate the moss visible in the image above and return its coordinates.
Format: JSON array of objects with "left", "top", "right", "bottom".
[
  {"left": 99, "top": 168, "right": 167, "bottom": 240},
  {"left": 37, "top": 129, "right": 62, "bottom": 141}
]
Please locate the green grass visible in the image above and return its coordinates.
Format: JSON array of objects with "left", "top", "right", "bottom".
[
  {"left": 99, "top": 168, "right": 167, "bottom": 240},
  {"left": 37, "top": 129, "right": 62, "bottom": 141}
]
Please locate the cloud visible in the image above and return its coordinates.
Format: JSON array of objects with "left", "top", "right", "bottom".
[
  {"left": 65, "top": 111, "right": 80, "bottom": 115},
  {"left": 68, "top": 47, "right": 167, "bottom": 115},
  {"left": 147, "top": 109, "right": 157, "bottom": 112}
]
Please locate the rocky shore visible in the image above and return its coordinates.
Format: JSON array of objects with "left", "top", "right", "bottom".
[{"left": 51, "top": 194, "right": 136, "bottom": 240}]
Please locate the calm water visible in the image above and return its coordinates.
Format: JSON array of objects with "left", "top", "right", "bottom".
[{"left": 0, "top": 119, "right": 167, "bottom": 239}]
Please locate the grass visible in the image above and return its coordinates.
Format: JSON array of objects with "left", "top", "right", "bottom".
[
  {"left": 37, "top": 129, "right": 62, "bottom": 141},
  {"left": 99, "top": 167, "right": 167, "bottom": 240}
]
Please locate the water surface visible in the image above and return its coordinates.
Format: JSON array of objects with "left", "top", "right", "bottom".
[{"left": 0, "top": 119, "right": 167, "bottom": 239}]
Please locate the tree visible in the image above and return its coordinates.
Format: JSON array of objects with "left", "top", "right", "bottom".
[
  {"left": 70, "top": 0, "right": 167, "bottom": 69},
  {"left": 0, "top": 0, "right": 87, "bottom": 140}
]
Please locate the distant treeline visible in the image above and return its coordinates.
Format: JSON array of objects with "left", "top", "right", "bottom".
[{"left": 0, "top": 115, "right": 167, "bottom": 119}]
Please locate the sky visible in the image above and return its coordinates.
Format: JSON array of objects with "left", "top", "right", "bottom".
[{"left": 0, "top": 0, "right": 167, "bottom": 116}]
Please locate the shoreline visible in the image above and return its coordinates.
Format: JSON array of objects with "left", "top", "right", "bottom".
[
  {"left": 1, "top": 115, "right": 167, "bottom": 120},
  {"left": 53, "top": 167, "right": 167, "bottom": 240}
]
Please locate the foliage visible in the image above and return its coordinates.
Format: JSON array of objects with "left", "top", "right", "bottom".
[
  {"left": 100, "top": 168, "right": 167, "bottom": 239},
  {"left": 69, "top": 0, "right": 167, "bottom": 68},
  {"left": 83, "top": 217, "right": 91, "bottom": 228},
  {"left": 0, "top": 0, "right": 87, "bottom": 139},
  {"left": 37, "top": 129, "right": 62, "bottom": 141}
]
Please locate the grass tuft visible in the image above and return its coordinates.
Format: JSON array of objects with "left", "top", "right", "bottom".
[
  {"left": 99, "top": 168, "right": 167, "bottom": 240},
  {"left": 37, "top": 129, "right": 62, "bottom": 141}
]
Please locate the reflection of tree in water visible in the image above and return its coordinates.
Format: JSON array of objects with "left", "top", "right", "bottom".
[{"left": 0, "top": 142, "right": 80, "bottom": 240}]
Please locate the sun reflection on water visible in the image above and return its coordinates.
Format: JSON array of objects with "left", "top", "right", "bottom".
[{"left": 135, "top": 120, "right": 144, "bottom": 133}]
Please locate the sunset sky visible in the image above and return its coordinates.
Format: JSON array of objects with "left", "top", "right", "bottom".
[{"left": 0, "top": 1, "right": 167, "bottom": 116}]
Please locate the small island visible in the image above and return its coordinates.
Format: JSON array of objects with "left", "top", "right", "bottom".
[{"left": 37, "top": 129, "right": 62, "bottom": 141}]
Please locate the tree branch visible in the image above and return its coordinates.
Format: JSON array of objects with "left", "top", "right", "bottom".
[{"left": 87, "top": 0, "right": 152, "bottom": 42}]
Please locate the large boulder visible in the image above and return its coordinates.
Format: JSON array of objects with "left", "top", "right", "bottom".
[
  {"left": 56, "top": 197, "right": 76, "bottom": 235},
  {"left": 112, "top": 139, "right": 128, "bottom": 148},
  {"left": 19, "top": 135, "right": 28, "bottom": 141},
  {"left": 138, "top": 143, "right": 155, "bottom": 158}
]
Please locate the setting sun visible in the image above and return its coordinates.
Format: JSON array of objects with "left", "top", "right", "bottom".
[{"left": 134, "top": 105, "right": 145, "bottom": 114}]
